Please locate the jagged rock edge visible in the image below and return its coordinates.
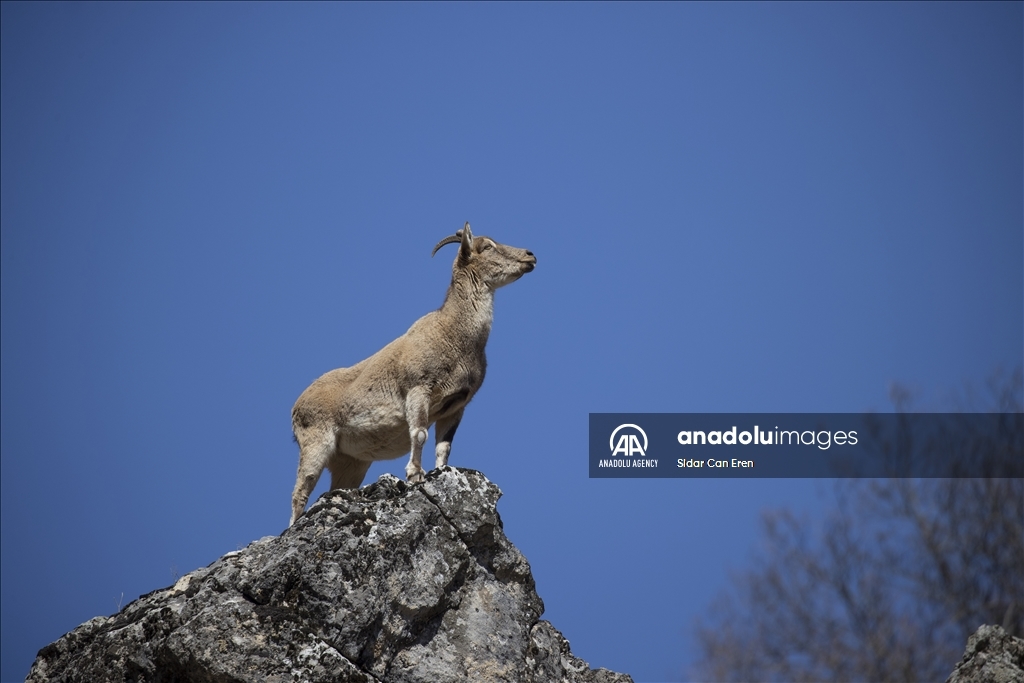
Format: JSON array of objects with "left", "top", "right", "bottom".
[
  {"left": 291, "top": 476, "right": 468, "bottom": 680},
  {"left": 29, "top": 468, "right": 630, "bottom": 682},
  {"left": 413, "top": 469, "right": 614, "bottom": 679},
  {"left": 303, "top": 468, "right": 606, "bottom": 680},
  {"left": 327, "top": 469, "right": 542, "bottom": 680},
  {"left": 103, "top": 536, "right": 386, "bottom": 683},
  {"left": 281, "top": 470, "right": 512, "bottom": 680}
]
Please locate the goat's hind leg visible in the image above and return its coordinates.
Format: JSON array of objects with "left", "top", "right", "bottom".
[
  {"left": 328, "top": 451, "right": 372, "bottom": 490},
  {"left": 290, "top": 428, "right": 335, "bottom": 526}
]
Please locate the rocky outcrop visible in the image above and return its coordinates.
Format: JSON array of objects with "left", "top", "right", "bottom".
[
  {"left": 946, "top": 624, "right": 1024, "bottom": 683},
  {"left": 28, "top": 468, "right": 631, "bottom": 683}
]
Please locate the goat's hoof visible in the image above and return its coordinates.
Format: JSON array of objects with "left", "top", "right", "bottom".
[{"left": 406, "top": 470, "right": 426, "bottom": 484}]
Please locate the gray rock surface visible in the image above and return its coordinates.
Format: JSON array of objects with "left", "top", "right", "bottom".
[
  {"left": 27, "top": 468, "right": 632, "bottom": 683},
  {"left": 946, "top": 624, "right": 1024, "bottom": 683}
]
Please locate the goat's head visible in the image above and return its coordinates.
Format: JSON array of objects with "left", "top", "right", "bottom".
[{"left": 432, "top": 223, "right": 536, "bottom": 290}]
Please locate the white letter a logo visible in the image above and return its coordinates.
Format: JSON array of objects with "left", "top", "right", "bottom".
[{"left": 612, "top": 434, "right": 646, "bottom": 456}]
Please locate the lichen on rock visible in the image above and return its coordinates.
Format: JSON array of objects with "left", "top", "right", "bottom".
[
  {"left": 27, "top": 468, "right": 632, "bottom": 683},
  {"left": 945, "top": 624, "right": 1024, "bottom": 683}
]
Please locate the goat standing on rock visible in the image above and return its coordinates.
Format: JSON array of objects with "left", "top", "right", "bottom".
[{"left": 289, "top": 223, "right": 536, "bottom": 526}]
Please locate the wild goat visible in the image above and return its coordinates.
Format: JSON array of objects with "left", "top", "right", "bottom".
[{"left": 289, "top": 223, "right": 536, "bottom": 525}]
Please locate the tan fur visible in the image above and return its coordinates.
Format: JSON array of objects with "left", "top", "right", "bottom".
[{"left": 289, "top": 223, "right": 535, "bottom": 525}]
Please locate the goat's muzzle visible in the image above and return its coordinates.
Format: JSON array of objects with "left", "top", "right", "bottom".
[{"left": 522, "top": 252, "right": 536, "bottom": 272}]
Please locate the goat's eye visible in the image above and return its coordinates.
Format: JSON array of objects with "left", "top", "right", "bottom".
[{"left": 482, "top": 243, "right": 493, "bottom": 251}]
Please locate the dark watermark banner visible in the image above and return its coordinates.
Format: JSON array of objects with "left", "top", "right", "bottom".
[{"left": 589, "top": 413, "right": 1023, "bottom": 478}]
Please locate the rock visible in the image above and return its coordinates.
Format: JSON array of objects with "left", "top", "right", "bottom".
[
  {"left": 946, "top": 624, "right": 1024, "bottom": 683},
  {"left": 27, "top": 468, "right": 632, "bottom": 683}
]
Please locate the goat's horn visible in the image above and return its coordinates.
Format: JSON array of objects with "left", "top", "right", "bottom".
[{"left": 431, "top": 230, "right": 463, "bottom": 257}]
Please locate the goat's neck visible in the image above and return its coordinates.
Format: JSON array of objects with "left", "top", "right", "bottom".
[{"left": 440, "top": 278, "right": 494, "bottom": 348}]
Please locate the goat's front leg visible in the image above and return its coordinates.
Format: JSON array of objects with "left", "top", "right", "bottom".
[
  {"left": 434, "top": 408, "right": 464, "bottom": 469},
  {"left": 404, "top": 386, "right": 431, "bottom": 484}
]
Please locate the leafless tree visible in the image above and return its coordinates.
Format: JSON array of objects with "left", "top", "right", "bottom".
[{"left": 691, "top": 369, "right": 1023, "bottom": 683}]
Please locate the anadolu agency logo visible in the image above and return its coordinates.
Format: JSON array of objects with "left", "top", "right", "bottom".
[
  {"left": 610, "top": 423, "right": 648, "bottom": 456},
  {"left": 599, "top": 424, "right": 658, "bottom": 469}
]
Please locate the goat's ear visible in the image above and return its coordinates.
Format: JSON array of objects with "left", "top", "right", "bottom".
[{"left": 459, "top": 222, "right": 473, "bottom": 261}]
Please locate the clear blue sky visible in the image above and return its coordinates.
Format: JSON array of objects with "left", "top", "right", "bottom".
[{"left": 2, "top": 4, "right": 1020, "bottom": 682}]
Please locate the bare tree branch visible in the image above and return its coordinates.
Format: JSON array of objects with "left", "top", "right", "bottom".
[{"left": 691, "top": 369, "right": 1023, "bottom": 683}]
